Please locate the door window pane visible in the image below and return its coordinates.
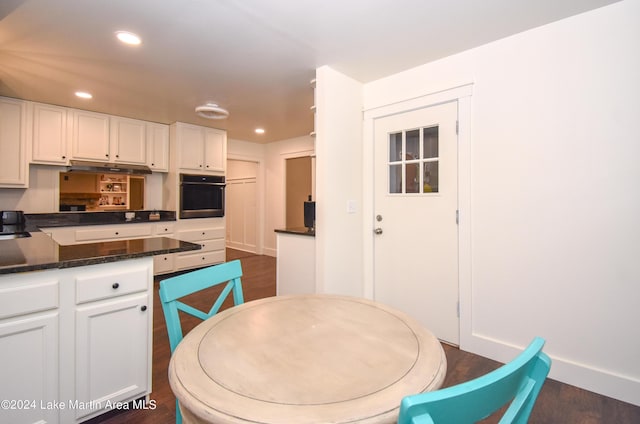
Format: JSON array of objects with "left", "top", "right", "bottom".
[
  {"left": 423, "top": 162, "right": 439, "bottom": 193},
  {"left": 389, "top": 164, "right": 402, "bottom": 193},
  {"left": 406, "top": 129, "right": 419, "bottom": 160},
  {"left": 406, "top": 163, "right": 420, "bottom": 193},
  {"left": 389, "top": 133, "right": 402, "bottom": 162},
  {"left": 423, "top": 127, "right": 438, "bottom": 158}
]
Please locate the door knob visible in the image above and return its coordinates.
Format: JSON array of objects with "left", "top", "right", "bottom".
[{"left": 374, "top": 228, "right": 383, "bottom": 235}]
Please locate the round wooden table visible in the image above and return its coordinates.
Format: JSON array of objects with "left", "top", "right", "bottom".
[{"left": 169, "top": 294, "right": 446, "bottom": 424}]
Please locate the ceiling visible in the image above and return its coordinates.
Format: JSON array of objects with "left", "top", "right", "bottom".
[{"left": 0, "top": 0, "right": 619, "bottom": 143}]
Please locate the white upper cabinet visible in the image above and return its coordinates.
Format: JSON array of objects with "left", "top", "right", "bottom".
[
  {"left": 0, "top": 97, "right": 29, "bottom": 188},
  {"left": 146, "top": 122, "right": 169, "bottom": 172},
  {"left": 110, "top": 116, "right": 147, "bottom": 164},
  {"left": 71, "top": 109, "right": 110, "bottom": 161},
  {"left": 32, "top": 102, "right": 69, "bottom": 165},
  {"left": 176, "top": 122, "right": 205, "bottom": 170},
  {"left": 173, "top": 122, "right": 226, "bottom": 173},
  {"left": 204, "top": 128, "right": 226, "bottom": 172}
]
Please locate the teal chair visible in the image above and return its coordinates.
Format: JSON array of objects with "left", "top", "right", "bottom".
[
  {"left": 398, "top": 337, "right": 551, "bottom": 424},
  {"left": 159, "top": 259, "right": 245, "bottom": 423}
]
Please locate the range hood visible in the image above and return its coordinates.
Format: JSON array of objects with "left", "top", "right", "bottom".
[{"left": 67, "top": 160, "right": 152, "bottom": 175}]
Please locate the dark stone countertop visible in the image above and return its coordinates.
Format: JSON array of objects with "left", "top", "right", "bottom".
[
  {"left": 274, "top": 227, "right": 315, "bottom": 237},
  {"left": 24, "top": 210, "right": 176, "bottom": 231},
  {"left": 0, "top": 232, "right": 200, "bottom": 275}
]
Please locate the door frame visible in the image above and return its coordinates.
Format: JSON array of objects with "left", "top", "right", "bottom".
[{"left": 362, "top": 83, "right": 473, "bottom": 347}]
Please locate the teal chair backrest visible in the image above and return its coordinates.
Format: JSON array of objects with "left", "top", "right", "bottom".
[
  {"left": 398, "top": 337, "right": 551, "bottom": 424},
  {"left": 159, "top": 259, "right": 245, "bottom": 353}
]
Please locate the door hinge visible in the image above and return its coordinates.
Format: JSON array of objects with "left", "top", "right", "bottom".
[
  {"left": 456, "top": 209, "right": 459, "bottom": 225},
  {"left": 456, "top": 120, "right": 459, "bottom": 135}
]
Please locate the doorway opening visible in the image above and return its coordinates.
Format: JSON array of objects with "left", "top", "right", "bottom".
[{"left": 285, "top": 156, "right": 313, "bottom": 228}]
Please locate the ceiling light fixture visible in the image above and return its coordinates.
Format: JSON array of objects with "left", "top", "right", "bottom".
[
  {"left": 75, "top": 91, "right": 93, "bottom": 99},
  {"left": 115, "top": 31, "right": 141, "bottom": 45},
  {"left": 255, "top": 128, "right": 265, "bottom": 134},
  {"left": 195, "top": 103, "right": 229, "bottom": 120}
]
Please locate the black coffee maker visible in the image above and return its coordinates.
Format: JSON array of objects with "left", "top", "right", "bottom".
[{"left": 1, "top": 210, "right": 26, "bottom": 235}]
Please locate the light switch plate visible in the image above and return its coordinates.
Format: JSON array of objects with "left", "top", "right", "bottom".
[{"left": 347, "top": 200, "right": 357, "bottom": 214}]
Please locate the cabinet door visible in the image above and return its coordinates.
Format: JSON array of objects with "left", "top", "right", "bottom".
[
  {"left": 146, "top": 122, "right": 169, "bottom": 171},
  {"left": 74, "top": 293, "right": 150, "bottom": 421},
  {"left": 71, "top": 109, "right": 110, "bottom": 161},
  {"left": 204, "top": 128, "right": 226, "bottom": 172},
  {"left": 32, "top": 103, "right": 69, "bottom": 165},
  {"left": 177, "top": 123, "right": 205, "bottom": 170},
  {"left": 0, "top": 97, "right": 28, "bottom": 187},
  {"left": 0, "top": 313, "right": 59, "bottom": 424},
  {"left": 110, "top": 117, "right": 146, "bottom": 164}
]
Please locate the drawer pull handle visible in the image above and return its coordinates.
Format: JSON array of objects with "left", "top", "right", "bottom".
[
  {"left": 112, "top": 283, "right": 119, "bottom": 289},
  {"left": 140, "top": 305, "right": 147, "bottom": 312},
  {"left": 115, "top": 232, "right": 119, "bottom": 235}
]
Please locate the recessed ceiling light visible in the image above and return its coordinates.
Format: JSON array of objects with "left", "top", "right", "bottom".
[
  {"left": 75, "top": 91, "right": 93, "bottom": 99},
  {"left": 255, "top": 128, "right": 265, "bottom": 134},
  {"left": 115, "top": 31, "right": 141, "bottom": 45}
]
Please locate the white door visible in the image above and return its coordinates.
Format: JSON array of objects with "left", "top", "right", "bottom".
[
  {"left": 373, "top": 101, "right": 459, "bottom": 345},
  {"left": 226, "top": 160, "right": 259, "bottom": 253}
]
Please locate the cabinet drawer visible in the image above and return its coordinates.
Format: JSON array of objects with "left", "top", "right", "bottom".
[
  {"left": 154, "top": 223, "right": 175, "bottom": 235},
  {"left": 153, "top": 254, "right": 174, "bottom": 274},
  {"left": 177, "top": 227, "right": 224, "bottom": 242},
  {"left": 75, "top": 225, "right": 152, "bottom": 242},
  {"left": 0, "top": 280, "right": 59, "bottom": 320},
  {"left": 175, "top": 250, "right": 225, "bottom": 271},
  {"left": 180, "top": 238, "right": 225, "bottom": 254},
  {"left": 76, "top": 267, "right": 149, "bottom": 304}
]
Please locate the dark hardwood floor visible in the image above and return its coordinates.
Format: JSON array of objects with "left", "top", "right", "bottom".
[{"left": 88, "top": 249, "right": 640, "bottom": 424}]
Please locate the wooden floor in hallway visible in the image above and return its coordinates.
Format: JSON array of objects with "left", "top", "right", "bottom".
[{"left": 87, "top": 249, "right": 639, "bottom": 424}]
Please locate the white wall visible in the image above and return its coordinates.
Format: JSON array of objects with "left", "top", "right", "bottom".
[
  {"left": 361, "top": 0, "right": 640, "bottom": 405},
  {"left": 314, "top": 66, "right": 364, "bottom": 296},
  {"left": 0, "top": 165, "right": 58, "bottom": 212}
]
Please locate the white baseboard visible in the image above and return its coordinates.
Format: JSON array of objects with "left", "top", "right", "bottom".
[
  {"left": 262, "top": 247, "right": 277, "bottom": 257},
  {"left": 461, "top": 334, "right": 640, "bottom": 406}
]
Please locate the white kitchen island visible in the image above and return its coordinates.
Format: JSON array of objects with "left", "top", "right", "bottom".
[{"left": 0, "top": 233, "right": 199, "bottom": 424}]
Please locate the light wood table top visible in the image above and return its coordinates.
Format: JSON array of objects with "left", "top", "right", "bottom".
[{"left": 169, "top": 294, "right": 446, "bottom": 424}]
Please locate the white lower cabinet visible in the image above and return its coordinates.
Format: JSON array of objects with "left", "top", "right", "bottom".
[
  {"left": 0, "top": 313, "right": 59, "bottom": 424},
  {"left": 0, "top": 276, "right": 59, "bottom": 424},
  {"left": 0, "top": 258, "right": 153, "bottom": 424},
  {"left": 153, "top": 254, "right": 175, "bottom": 274},
  {"left": 74, "top": 293, "right": 150, "bottom": 421},
  {"left": 174, "top": 221, "right": 226, "bottom": 271}
]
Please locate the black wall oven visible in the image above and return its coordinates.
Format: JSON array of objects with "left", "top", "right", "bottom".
[{"left": 180, "top": 174, "right": 225, "bottom": 219}]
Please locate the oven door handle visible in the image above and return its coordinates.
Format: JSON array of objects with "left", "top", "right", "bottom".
[{"left": 181, "top": 182, "right": 226, "bottom": 187}]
